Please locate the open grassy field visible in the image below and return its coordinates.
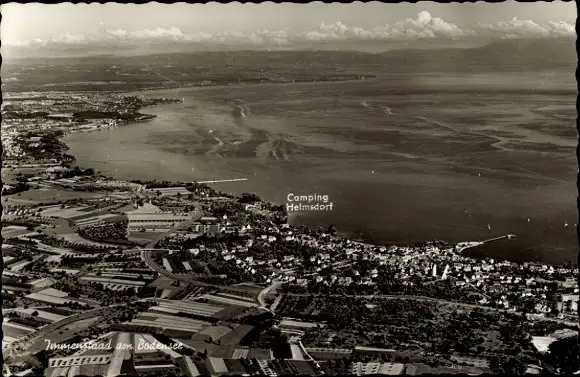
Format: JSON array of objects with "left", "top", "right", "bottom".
[{"left": 5, "top": 188, "right": 108, "bottom": 204}]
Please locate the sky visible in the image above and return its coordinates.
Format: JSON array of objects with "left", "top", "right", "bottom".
[{"left": 1, "top": 1, "right": 576, "bottom": 56}]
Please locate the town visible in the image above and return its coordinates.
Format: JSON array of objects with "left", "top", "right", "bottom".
[{"left": 2, "top": 91, "right": 578, "bottom": 376}]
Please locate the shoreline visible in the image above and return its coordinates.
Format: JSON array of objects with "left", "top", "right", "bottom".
[
  {"left": 55, "top": 99, "right": 553, "bottom": 268},
  {"left": 3, "top": 76, "right": 377, "bottom": 96},
  {"left": 125, "top": 76, "right": 375, "bottom": 94},
  {"left": 6, "top": 89, "right": 566, "bottom": 268},
  {"left": 60, "top": 123, "right": 456, "bottom": 250}
]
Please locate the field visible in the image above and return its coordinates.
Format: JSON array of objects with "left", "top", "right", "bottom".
[
  {"left": 203, "top": 294, "right": 258, "bottom": 308},
  {"left": 25, "top": 317, "right": 103, "bottom": 354},
  {"left": 128, "top": 231, "right": 163, "bottom": 243},
  {"left": 14, "top": 308, "right": 67, "bottom": 323},
  {"left": 155, "top": 299, "right": 225, "bottom": 318},
  {"left": 216, "top": 284, "right": 263, "bottom": 298},
  {"left": 248, "top": 348, "right": 273, "bottom": 359},
  {"left": 5, "top": 188, "right": 107, "bottom": 203},
  {"left": 196, "top": 325, "right": 235, "bottom": 341},
  {"left": 2, "top": 323, "right": 35, "bottom": 339},
  {"left": 212, "top": 306, "right": 250, "bottom": 321},
  {"left": 214, "top": 325, "right": 254, "bottom": 347},
  {"left": 2, "top": 226, "right": 33, "bottom": 238}
]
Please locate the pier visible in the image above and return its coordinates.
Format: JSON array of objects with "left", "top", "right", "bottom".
[
  {"left": 197, "top": 178, "right": 248, "bottom": 184},
  {"left": 482, "top": 234, "right": 516, "bottom": 244},
  {"left": 455, "top": 234, "right": 515, "bottom": 253}
]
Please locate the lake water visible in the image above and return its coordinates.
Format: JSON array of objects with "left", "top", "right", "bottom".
[{"left": 64, "top": 72, "right": 578, "bottom": 265}]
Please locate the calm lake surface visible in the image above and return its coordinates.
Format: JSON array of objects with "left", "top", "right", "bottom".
[{"left": 65, "top": 72, "right": 577, "bottom": 265}]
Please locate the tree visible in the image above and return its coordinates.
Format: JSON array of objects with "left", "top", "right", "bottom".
[
  {"left": 30, "top": 365, "right": 44, "bottom": 376},
  {"left": 327, "top": 224, "right": 337, "bottom": 235},
  {"left": 31, "top": 311, "right": 39, "bottom": 317},
  {"left": 502, "top": 356, "right": 527, "bottom": 375},
  {"left": 545, "top": 336, "right": 580, "bottom": 374}
]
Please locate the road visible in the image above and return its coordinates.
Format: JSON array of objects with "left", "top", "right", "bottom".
[
  {"left": 298, "top": 340, "right": 324, "bottom": 373},
  {"left": 257, "top": 280, "right": 287, "bottom": 310},
  {"left": 106, "top": 332, "right": 132, "bottom": 377},
  {"left": 137, "top": 199, "right": 257, "bottom": 295},
  {"left": 7, "top": 304, "right": 127, "bottom": 359},
  {"left": 284, "top": 293, "right": 578, "bottom": 327}
]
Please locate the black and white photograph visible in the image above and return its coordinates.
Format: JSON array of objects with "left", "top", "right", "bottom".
[{"left": 1, "top": 1, "right": 578, "bottom": 376}]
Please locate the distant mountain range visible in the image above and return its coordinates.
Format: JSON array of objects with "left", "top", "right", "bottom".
[
  {"left": 2, "top": 37, "right": 575, "bottom": 93},
  {"left": 382, "top": 37, "right": 575, "bottom": 69},
  {"left": 4, "top": 37, "right": 574, "bottom": 72}
]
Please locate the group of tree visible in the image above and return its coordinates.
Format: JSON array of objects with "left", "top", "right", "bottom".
[
  {"left": 2, "top": 182, "right": 30, "bottom": 196},
  {"left": 238, "top": 192, "right": 262, "bottom": 204},
  {"left": 77, "top": 221, "right": 130, "bottom": 242},
  {"left": 489, "top": 355, "right": 528, "bottom": 375},
  {"left": 54, "top": 166, "right": 95, "bottom": 179},
  {"left": 544, "top": 336, "right": 580, "bottom": 374},
  {"left": 282, "top": 294, "right": 544, "bottom": 362}
]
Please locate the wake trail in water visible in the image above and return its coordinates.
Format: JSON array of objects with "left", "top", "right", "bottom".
[
  {"left": 360, "top": 100, "right": 393, "bottom": 116},
  {"left": 231, "top": 99, "right": 251, "bottom": 124},
  {"left": 205, "top": 135, "right": 225, "bottom": 158},
  {"left": 223, "top": 99, "right": 297, "bottom": 161},
  {"left": 415, "top": 116, "right": 566, "bottom": 184},
  {"left": 415, "top": 115, "right": 511, "bottom": 152}
]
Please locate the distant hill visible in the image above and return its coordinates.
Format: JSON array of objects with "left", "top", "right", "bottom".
[
  {"left": 380, "top": 38, "right": 575, "bottom": 70},
  {"left": 5, "top": 37, "right": 575, "bottom": 73},
  {"left": 2, "top": 37, "right": 574, "bottom": 92}
]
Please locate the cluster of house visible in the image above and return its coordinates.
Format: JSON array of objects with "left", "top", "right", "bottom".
[{"left": 176, "top": 217, "right": 579, "bottom": 319}]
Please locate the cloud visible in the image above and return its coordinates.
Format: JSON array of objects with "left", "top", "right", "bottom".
[
  {"left": 106, "top": 27, "right": 187, "bottom": 41},
  {"left": 7, "top": 12, "right": 574, "bottom": 49},
  {"left": 300, "top": 12, "right": 469, "bottom": 41},
  {"left": 52, "top": 33, "right": 88, "bottom": 44},
  {"left": 478, "top": 17, "right": 575, "bottom": 39},
  {"left": 132, "top": 27, "right": 185, "bottom": 40},
  {"left": 390, "top": 11, "right": 469, "bottom": 39},
  {"left": 12, "top": 34, "right": 89, "bottom": 46},
  {"left": 106, "top": 29, "right": 128, "bottom": 39}
]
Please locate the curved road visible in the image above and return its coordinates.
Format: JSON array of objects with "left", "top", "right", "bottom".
[
  {"left": 257, "top": 280, "right": 287, "bottom": 311},
  {"left": 7, "top": 303, "right": 127, "bottom": 359},
  {"left": 298, "top": 340, "right": 324, "bottom": 373},
  {"left": 138, "top": 202, "right": 265, "bottom": 296}
]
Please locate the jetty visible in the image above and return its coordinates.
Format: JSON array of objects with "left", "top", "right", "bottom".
[
  {"left": 455, "top": 234, "right": 515, "bottom": 253},
  {"left": 198, "top": 178, "right": 248, "bottom": 184},
  {"left": 482, "top": 234, "right": 516, "bottom": 243}
]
